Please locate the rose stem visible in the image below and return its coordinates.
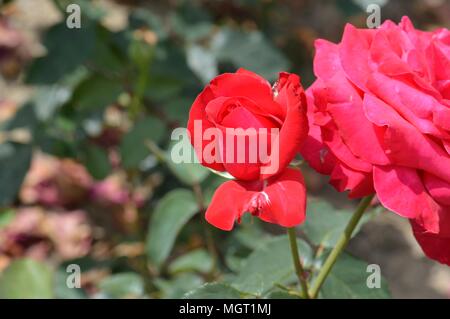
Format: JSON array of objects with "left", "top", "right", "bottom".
[
  {"left": 287, "top": 227, "right": 310, "bottom": 299},
  {"left": 309, "top": 194, "right": 375, "bottom": 299}
]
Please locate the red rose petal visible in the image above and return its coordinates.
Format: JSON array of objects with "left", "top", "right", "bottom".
[
  {"left": 205, "top": 168, "right": 307, "bottom": 230},
  {"left": 258, "top": 168, "right": 307, "bottom": 227}
]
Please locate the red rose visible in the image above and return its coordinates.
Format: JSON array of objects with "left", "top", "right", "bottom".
[
  {"left": 206, "top": 168, "right": 306, "bottom": 230},
  {"left": 187, "top": 69, "right": 309, "bottom": 230},
  {"left": 300, "top": 17, "right": 450, "bottom": 265},
  {"left": 187, "top": 68, "right": 308, "bottom": 180}
]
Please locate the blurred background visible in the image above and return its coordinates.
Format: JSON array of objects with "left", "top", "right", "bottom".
[{"left": 0, "top": 0, "right": 450, "bottom": 299}]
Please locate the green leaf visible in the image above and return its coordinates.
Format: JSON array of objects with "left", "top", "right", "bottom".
[
  {"left": 155, "top": 273, "right": 203, "bottom": 299},
  {"left": 212, "top": 28, "right": 290, "bottom": 81},
  {"left": 0, "top": 143, "right": 32, "bottom": 205},
  {"left": 0, "top": 259, "right": 53, "bottom": 298},
  {"left": 27, "top": 22, "right": 95, "bottom": 84},
  {"left": 146, "top": 76, "right": 185, "bottom": 102},
  {"left": 232, "top": 235, "right": 312, "bottom": 296},
  {"left": 302, "top": 199, "right": 374, "bottom": 248},
  {"left": 90, "top": 28, "right": 126, "bottom": 75},
  {"left": 337, "top": 0, "right": 364, "bottom": 16},
  {"left": 53, "top": 270, "right": 85, "bottom": 299},
  {"left": 80, "top": 144, "right": 111, "bottom": 180},
  {"left": 264, "top": 290, "right": 301, "bottom": 299},
  {"left": 168, "top": 249, "right": 213, "bottom": 275},
  {"left": 233, "top": 218, "right": 272, "bottom": 250},
  {"left": 169, "top": 5, "right": 213, "bottom": 42},
  {"left": 72, "top": 74, "right": 122, "bottom": 111},
  {"left": 184, "top": 283, "right": 241, "bottom": 299},
  {"left": 98, "top": 273, "right": 145, "bottom": 298},
  {"left": 319, "top": 253, "right": 391, "bottom": 299},
  {"left": 163, "top": 97, "right": 192, "bottom": 124},
  {"left": 167, "top": 129, "right": 209, "bottom": 186},
  {"left": 5, "top": 103, "right": 38, "bottom": 132},
  {"left": 0, "top": 209, "right": 15, "bottom": 229},
  {"left": 146, "top": 189, "right": 199, "bottom": 267},
  {"left": 223, "top": 215, "right": 272, "bottom": 273},
  {"left": 120, "top": 116, "right": 165, "bottom": 169},
  {"left": 203, "top": 174, "right": 229, "bottom": 206},
  {"left": 148, "top": 43, "right": 197, "bottom": 97},
  {"left": 186, "top": 45, "right": 218, "bottom": 85},
  {"left": 33, "top": 85, "right": 72, "bottom": 121}
]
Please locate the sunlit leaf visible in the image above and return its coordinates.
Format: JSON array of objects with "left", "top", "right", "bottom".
[
  {"left": 186, "top": 45, "right": 218, "bottom": 85},
  {"left": 33, "top": 85, "right": 72, "bottom": 121}
]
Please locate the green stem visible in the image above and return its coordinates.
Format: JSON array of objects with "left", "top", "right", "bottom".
[
  {"left": 129, "top": 42, "right": 152, "bottom": 120},
  {"left": 51, "top": 0, "right": 65, "bottom": 12},
  {"left": 130, "top": 68, "right": 149, "bottom": 119},
  {"left": 287, "top": 227, "right": 310, "bottom": 299},
  {"left": 309, "top": 194, "right": 374, "bottom": 299},
  {"left": 145, "top": 140, "right": 166, "bottom": 163}
]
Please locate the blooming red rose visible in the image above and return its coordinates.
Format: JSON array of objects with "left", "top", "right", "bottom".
[
  {"left": 206, "top": 168, "right": 306, "bottom": 230},
  {"left": 187, "top": 69, "right": 308, "bottom": 180},
  {"left": 300, "top": 17, "right": 450, "bottom": 265},
  {"left": 187, "top": 69, "right": 309, "bottom": 230}
]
